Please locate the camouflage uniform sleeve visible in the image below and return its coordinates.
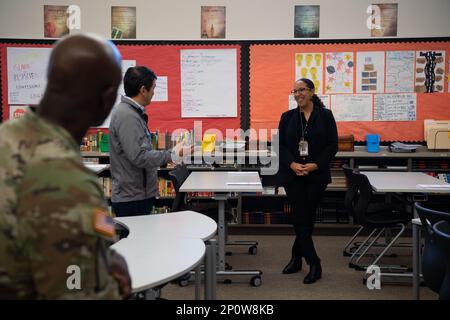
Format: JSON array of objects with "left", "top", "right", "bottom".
[{"left": 17, "top": 158, "right": 121, "bottom": 299}]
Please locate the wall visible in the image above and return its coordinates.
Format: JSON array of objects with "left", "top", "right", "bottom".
[{"left": 0, "top": 0, "right": 449, "bottom": 40}]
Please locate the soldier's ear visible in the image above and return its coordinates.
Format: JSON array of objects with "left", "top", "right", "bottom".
[
  {"left": 101, "top": 85, "right": 118, "bottom": 113},
  {"left": 92, "top": 85, "right": 117, "bottom": 126}
]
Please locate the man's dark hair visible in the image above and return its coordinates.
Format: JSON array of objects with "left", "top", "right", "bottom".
[{"left": 124, "top": 66, "right": 157, "bottom": 97}]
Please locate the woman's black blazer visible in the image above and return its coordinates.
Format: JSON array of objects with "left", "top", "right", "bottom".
[{"left": 276, "top": 104, "right": 338, "bottom": 186}]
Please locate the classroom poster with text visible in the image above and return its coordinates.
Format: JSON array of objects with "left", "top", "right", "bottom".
[
  {"left": 371, "top": 3, "right": 398, "bottom": 37},
  {"left": 201, "top": 6, "right": 226, "bottom": 39},
  {"left": 294, "top": 5, "right": 320, "bottom": 38},
  {"left": 44, "top": 5, "right": 69, "bottom": 38},
  {"left": 111, "top": 6, "right": 136, "bottom": 39}
]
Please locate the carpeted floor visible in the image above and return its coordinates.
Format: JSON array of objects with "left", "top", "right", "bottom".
[{"left": 162, "top": 235, "right": 438, "bottom": 300}]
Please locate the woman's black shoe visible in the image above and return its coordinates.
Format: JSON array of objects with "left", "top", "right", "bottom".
[
  {"left": 282, "top": 257, "right": 302, "bottom": 274},
  {"left": 303, "top": 263, "right": 322, "bottom": 284}
]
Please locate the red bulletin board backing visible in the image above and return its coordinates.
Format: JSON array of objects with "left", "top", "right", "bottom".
[
  {"left": 250, "top": 41, "right": 450, "bottom": 141},
  {"left": 1, "top": 43, "right": 241, "bottom": 135},
  {"left": 117, "top": 45, "right": 241, "bottom": 134}
]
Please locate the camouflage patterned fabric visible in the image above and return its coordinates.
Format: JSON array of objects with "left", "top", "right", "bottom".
[{"left": 0, "top": 110, "right": 120, "bottom": 299}]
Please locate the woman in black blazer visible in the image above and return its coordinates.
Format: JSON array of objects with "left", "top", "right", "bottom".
[{"left": 277, "top": 78, "right": 338, "bottom": 284}]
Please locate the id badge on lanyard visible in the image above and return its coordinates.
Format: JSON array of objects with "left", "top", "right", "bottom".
[{"left": 298, "top": 137, "right": 309, "bottom": 156}]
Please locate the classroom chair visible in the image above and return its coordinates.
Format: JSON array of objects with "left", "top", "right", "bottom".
[
  {"left": 432, "top": 220, "right": 450, "bottom": 300},
  {"left": 342, "top": 165, "right": 408, "bottom": 258},
  {"left": 415, "top": 202, "right": 450, "bottom": 295},
  {"left": 346, "top": 169, "right": 412, "bottom": 271}
]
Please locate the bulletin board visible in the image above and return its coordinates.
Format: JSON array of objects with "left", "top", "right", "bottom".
[
  {"left": 250, "top": 40, "right": 450, "bottom": 141},
  {"left": 0, "top": 41, "right": 242, "bottom": 135}
]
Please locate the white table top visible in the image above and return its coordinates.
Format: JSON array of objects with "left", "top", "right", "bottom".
[
  {"left": 83, "top": 163, "right": 109, "bottom": 174},
  {"left": 111, "top": 210, "right": 215, "bottom": 293},
  {"left": 111, "top": 236, "right": 205, "bottom": 292},
  {"left": 115, "top": 211, "right": 217, "bottom": 241},
  {"left": 361, "top": 171, "right": 450, "bottom": 193},
  {"left": 180, "top": 171, "right": 263, "bottom": 193}
]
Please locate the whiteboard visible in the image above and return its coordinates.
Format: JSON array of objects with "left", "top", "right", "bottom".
[
  {"left": 7, "top": 47, "right": 52, "bottom": 105},
  {"left": 181, "top": 49, "right": 237, "bottom": 118}
]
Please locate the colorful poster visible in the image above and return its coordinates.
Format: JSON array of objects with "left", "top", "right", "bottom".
[
  {"left": 201, "top": 6, "right": 226, "bottom": 39},
  {"left": 44, "top": 5, "right": 69, "bottom": 38},
  {"left": 9, "top": 105, "right": 30, "bottom": 120},
  {"left": 111, "top": 7, "right": 136, "bottom": 39},
  {"left": 325, "top": 52, "right": 354, "bottom": 94},
  {"left": 294, "top": 5, "right": 320, "bottom": 38},
  {"left": 371, "top": 3, "right": 398, "bottom": 37},
  {"left": 295, "top": 53, "right": 323, "bottom": 93},
  {"left": 415, "top": 50, "right": 445, "bottom": 93},
  {"left": 374, "top": 93, "right": 416, "bottom": 121},
  {"left": 331, "top": 94, "right": 372, "bottom": 122},
  {"left": 7, "top": 47, "right": 52, "bottom": 105},
  {"left": 386, "top": 51, "right": 415, "bottom": 93},
  {"left": 356, "top": 52, "right": 385, "bottom": 93}
]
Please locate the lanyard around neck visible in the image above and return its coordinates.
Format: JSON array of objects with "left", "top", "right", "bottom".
[{"left": 299, "top": 109, "right": 308, "bottom": 138}]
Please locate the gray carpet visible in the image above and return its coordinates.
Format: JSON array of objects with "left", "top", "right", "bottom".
[{"left": 162, "top": 235, "right": 438, "bottom": 300}]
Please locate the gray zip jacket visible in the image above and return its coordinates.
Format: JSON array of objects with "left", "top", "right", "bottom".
[{"left": 109, "top": 96, "right": 172, "bottom": 202}]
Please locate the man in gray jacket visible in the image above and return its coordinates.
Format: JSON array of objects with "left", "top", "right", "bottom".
[{"left": 109, "top": 66, "right": 185, "bottom": 217}]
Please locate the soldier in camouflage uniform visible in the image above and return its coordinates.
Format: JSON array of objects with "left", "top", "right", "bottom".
[{"left": 0, "top": 34, "right": 131, "bottom": 299}]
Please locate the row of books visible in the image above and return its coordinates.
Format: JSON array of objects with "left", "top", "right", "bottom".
[
  {"left": 98, "top": 177, "right": 112, "bottom": 198},
  {"left": 413, "top": 159, "right": 450, "bottom": 169},
  {"left": 242, "top": 211, "right": 293, "bottom": 225},
  {"left": 158, "top": 178, "right": 176, "bottom": 198},
  {"left": 150, "top": 129, "right": 197, "bottom": 150},
  {"left": 330, "top": 159, "right": 350, "bottom": 169},
  {"left": 80, "top": 131, "right": 105, "bottom": 152}
]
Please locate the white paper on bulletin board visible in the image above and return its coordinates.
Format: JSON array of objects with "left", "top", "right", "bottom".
[
  {"left": 96, "top": 59, "right": 136, "bottom": 128},
  {"left": 7, "top": 47, "right": 52, "bottom": 105},
  {"left": 385, "top": 51, "right": 415, "bottom": 93},
  {"left": 331, "top": 94, "right": 372, "bottom": 122},
  {"left": 181, "top": 49, "right": 237, "bottom": 118},
  {"left": 153, "top": 76, "right": 168, "bottom": 102},
  {"left": 374, "top": 93, "right": 416, "bottom": 121}
]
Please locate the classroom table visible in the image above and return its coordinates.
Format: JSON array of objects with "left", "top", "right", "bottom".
[
  {"left": 180, "top": 171, "right": 264, "bottom": 286},
  {"left": 83, "top": 163, "right": 109, "bottom": 174},
  {"left": 361, "top": 171, "right": 450, "bottom": 300},
  {"left": 112, "top": 210, "right": 217, "bottom": 299}
]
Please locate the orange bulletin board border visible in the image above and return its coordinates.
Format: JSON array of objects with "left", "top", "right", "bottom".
[
  {"left": 0, "top": 41, "right": 242, "bottom": 135},
  {"left": 250, "top": 41, "right": 450, "bottom": 141}
]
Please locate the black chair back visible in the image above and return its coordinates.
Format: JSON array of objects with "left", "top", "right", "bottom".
[
  {"left": 415, "top": 202, "right": 450, "bottom": 294},
  {"left": 168, "top": 163, "right": 190, "bottom": 212},
  {"left": 349, "top": 170, "right": 374, "bottom": 226},
  {"left": 432, "top": 220, "right": 450, "bottom": 300},
  {"left": 342, "top": 164, "right": 358, "bottom": 221}
]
